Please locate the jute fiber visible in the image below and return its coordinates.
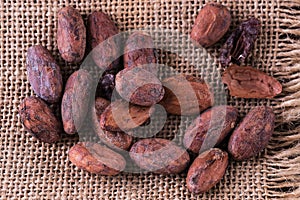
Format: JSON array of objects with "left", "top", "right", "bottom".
[{"left": 1, "top": 0, "right": 300, "bottom": 199}]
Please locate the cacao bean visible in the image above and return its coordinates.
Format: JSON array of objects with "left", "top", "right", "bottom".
[
  {"left": 26, "top": 45, "right": 63, "bottom": 103},
  {"left": 130, "top": 138, "right": 190, "bottom": 174},
  {"left": 186, "top": 148, "right": 228, "bottom": 194},
  {"left": 57, "top": 6, "right": 86, "bottom": 63},
  {"left": 222, "top": 64, "right": 282, "bottom": 98},
  {"left": 19, "top": 96, "right": 62, "bottom": 143},
  {"left": 191, "top": 3, "right": 231, "bottom": 47},
  {"left": 69, "top": 142, "right": 126, "bottom": 175},
  {"left": 159, "top": 75, "right": 213, "bottom": 115},
  {"left": 183, "top": 106, "right": 238, "bottom": 154},
  {"left": 228, "top": 106, "right": 274, "bottom": 160}
]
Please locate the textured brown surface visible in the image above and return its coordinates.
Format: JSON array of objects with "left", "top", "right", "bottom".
[
  {"left": 61, "top": 70, "right": 93, "bottom": 135},
  {"left": 183, "top": 106, "right": 238, "bottom": 154},
  {"left": 116, "top": 67, "right": 165, "bottom": 106},
  {"left": 57, "top": 6, "right": 86, "bottom": 63},
  {"left": 160, "top": 75, "right": 213, "bottom": 115},
  {"left": 19, "top": 96, "right": 62, "bottom": 144},
  {"left": 26, "top": 45, "right": 63, "bottom": 103},
  {"left": 190, "top": 3, "right": 231, "bottom": 47},
  {"left": 228, "top": 106, "right": 275, "bottom": 161},
  {"left": 186, "top": 148, "right": 228, "bottom": 194},
  {"left": 100, "top": 100, "right": 154, "bottom": 132},
  {"left": 87, "top": 11, "right": 120, "bottom": 70},
  {"left": 219, "top": 17, "right": 261, "bottom": 67},
  {"left": 1, "top": 0, "right": 300, "bottom": 199},
  {"left": 124, "top": 32, "right": 157, "bottom": 74},
  {"left": 222, "top": 64, "right": 282, "bottom": 98},
  {"left": 68, "top": 142, "right": 126, "bottom": 175},
  {"left": 130, "top": 138, "right": 190, "bottom": 174}
]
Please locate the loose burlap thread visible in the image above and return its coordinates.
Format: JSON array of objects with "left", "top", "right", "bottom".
[{"left": 1, "top": 0, "right": 300, "bottom": 199}]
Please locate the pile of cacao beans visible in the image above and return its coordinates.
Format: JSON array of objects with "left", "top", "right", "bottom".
[{"left": 19, "top": 3, "right": 282, "bottom": 194}]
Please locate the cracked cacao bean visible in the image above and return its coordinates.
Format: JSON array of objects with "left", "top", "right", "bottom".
[
  {"left": 96, "top": 69, "right": 120, "bottom": 100},
  {"left": 220, "top": 17, "right": 261, "bottom": 67}
]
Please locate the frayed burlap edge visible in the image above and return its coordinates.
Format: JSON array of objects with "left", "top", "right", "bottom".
[{"left": 268, "top": 0, "right": 300, "bottom": 199}]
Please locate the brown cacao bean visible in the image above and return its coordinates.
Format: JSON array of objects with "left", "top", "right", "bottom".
[
  {"left": 26, "top": 45, "right": 63, "bottom": 103},
  {"left": 191, "top": 3, "right": 231, "bottom": 47},
  {"left": 95, "top": 97, "right": 110, "bottom": 118},
  {"left": 130, "top": 138, "right": 190, "bottom": 174},
  {"left": 92, "top": 98, "right": 133, "bottom": 151},
  {"left": 68, "top": 142, "right": 126, "bottom": 175},
  {"left": 124, "top": 32, "right": 157, "bottom": 74},
  {"left": 87, "top": 11, "right": 121, "bottom": 70},
  {"left": 183, "top": 106, "right": 238, "bottom": 154},
  {"left": 115, "top": 67, "right": 164, "bottom": 106},
  {"left": 96, "top": 129, "right": 133, "bottom": 151},
  {"left": 57, "top": 6, "right": 86, "bottom": 63},
  {"left": 159, "top": 75, "right": 213, "bottom": 115},
  {"left": 61, "top": 70, "right": 93, "bottom": 134},
  {"left": 19, "top": 96, "right": 62, "bottom": 143},
  {"left": 100, "top": 99, "right": 154, "bottom": 132},
  {"left": 228, "top": 106, "right": 274, "bottom": 160},
  {"left": 222, "top": 64, "right": 282, "bottom": 98},
  {"left": 186, "top": 148, "right": 228, "bottom": 194}
]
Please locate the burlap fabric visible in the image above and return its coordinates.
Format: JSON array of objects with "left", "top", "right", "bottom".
[{"left": 1, "top": 0, "right": 300, "bottom": 199}]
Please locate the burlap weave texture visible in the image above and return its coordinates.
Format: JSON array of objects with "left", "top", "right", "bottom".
[{"left": 1, "top": 0, "right": 300, "bottom": 199}]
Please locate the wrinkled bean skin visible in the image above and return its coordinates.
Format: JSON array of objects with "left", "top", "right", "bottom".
[
  {"left": 68, "top": 142, "right": 126, "bottom": 175},
  {"left": 124, "top": 32, "right": 157, "bottom": 74},
  {"left": 94, "top": 97, "right": 110, "bottom": 118},
  {"left": 96, "top": 129, "right": 133, "bottom": 151},
  {"left": 159, "top": 75, "right": 213, "bottom": 115},
  {"left": 26, "top": 45, "right": 63, "bottom": 103},
  {"left": 220, "top": 17, "right": 261, "bottom": 67},
  {"left": 61, "top": 70, "right": 93, "bottom": 134},
  {"left": 116, "top": 67, "right": 164, "bottom": 106},
  {"left": 183, "top": 106, "right": 238, "bottom": 154},
  {"left": 19, "top": 96, "right": 62, "bottom": 144},
  {"left": 130, "top": 138, "right": 190, "bottom": 174},
  {"left": 96, "top": 69, "right": 120, "bottom": 100},
  {"left": 191, "top": 3, "right": 231, "bottom": 47},
  {"left": 87, "top": 11, "right": 121, "bottom": 70},
  {"left": 186, "top": 148, "right": 228, "bottom": 194},
  {"left": 222, "top": 65, "right": 282, "bottom": 98},
  {"left": 228, "top": 106, "right": 275, "bottom": 161},
  {"left": 100, "top": 100, "right": 154, "bottom": 132},
  {"left": 92, "top": 98, "right": 133, "bottom": 151},
  {"left": 57, "top": 6, "right": 86, "bottom": 63}
]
